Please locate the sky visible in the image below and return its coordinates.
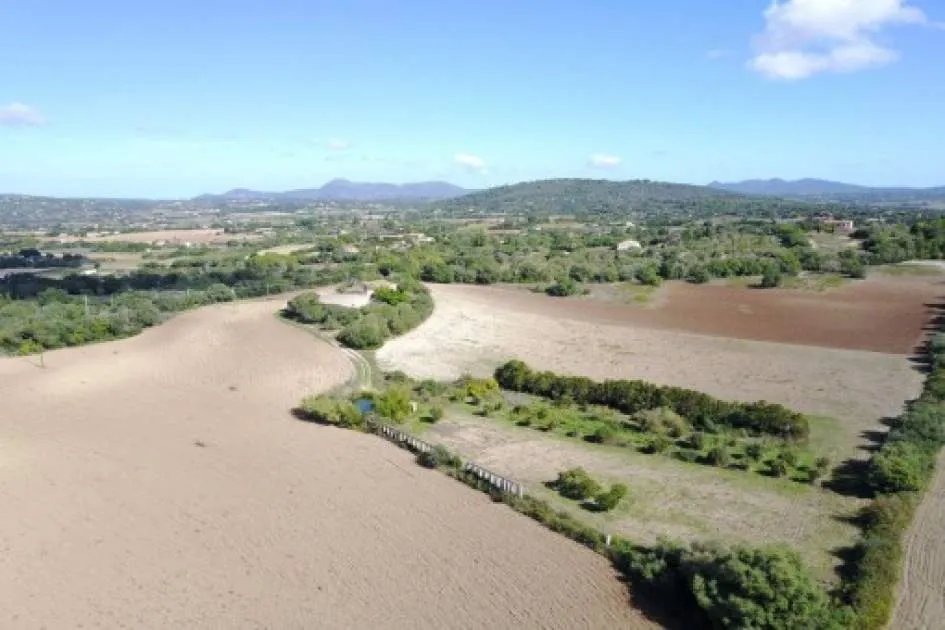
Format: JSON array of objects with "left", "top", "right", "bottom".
[{"left": 2, "top": 0, "right": 944, "bottom": 198}]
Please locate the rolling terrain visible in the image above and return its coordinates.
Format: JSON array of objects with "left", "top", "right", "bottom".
[{"left": 0, "top": 296, "right": 653, "bottom": 629}]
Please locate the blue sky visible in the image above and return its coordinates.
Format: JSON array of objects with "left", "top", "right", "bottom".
[{"left": 2, "top": 0, "right": 943, "bottom": 197}]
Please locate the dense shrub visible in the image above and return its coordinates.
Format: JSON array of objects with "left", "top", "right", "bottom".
[
  {"left": 847, "top": 494, "right": 918, "bottom": 629},
  {"left": 375, "top": 386, "right": 413, "bottom": 423},
  {"left": 545, "top": 278, "right": 581, "bottom": 297},
  {"left": 554, "top": 467, "right": 602, "bottom": 500},
  {"left": 867, "top": 441, "right": 930, "bottom": 493},
  {"left": 495, "top": 360, "right": 808, "bottom": 440},
  {"left": 610, "top": 541, "right": 843, "bottom": 630},
  {"left": 337, "top": 313, "right": 388, "bottom": 349},
  {"left": 296, "top": 395, "right": 363, "bottom": 428},
  {"left": 595, "top": 482, "right": 628, "bottom": 511},
  {"left": 685, "top": 544, "right": 842, "bottom": 629}
]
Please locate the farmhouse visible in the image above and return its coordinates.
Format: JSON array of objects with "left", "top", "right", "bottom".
[{"left": 816, "top": 215, "right": 855, "bottom": 234}]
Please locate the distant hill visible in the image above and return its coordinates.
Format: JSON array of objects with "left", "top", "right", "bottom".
[
  {"left": 432, "top": 178, "right": 744, "bottom": 216},
  {"left": 197, "top": 179, "right": 467, "bottom": 203},
  {"left": 710, "top": 178, "right": 945, "bottom": 203}
]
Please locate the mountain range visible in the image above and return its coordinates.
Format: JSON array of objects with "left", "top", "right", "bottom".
[
  {"left": 196, "top": 179, "right": 468, "bottom": 203},
  {"left": 710, "top": 178, "right": 945, "bottom": 202}
]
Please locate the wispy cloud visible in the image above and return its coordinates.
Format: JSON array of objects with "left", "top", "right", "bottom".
[
  {"left": 749, "top": 0, "right": 932, "bottom": 80},
  {"left": 326, "top": 138, "right": 351, "bottom": 150},
  {"left": 0, "top": 102, "right": 47, "bottom": 126},
  {"left": 588, "top": 153, "right": 622, "bottom": 168},
  {"left": 454, "top": 153, "right": 487, "bottom": 173}
]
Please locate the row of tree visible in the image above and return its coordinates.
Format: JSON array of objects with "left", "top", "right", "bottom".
[
  {"left": 847, "top": 332, "right": 945, "bottom": 628},
  {"left": 494, "top": 360, "right": 809, "bottom": 440}
]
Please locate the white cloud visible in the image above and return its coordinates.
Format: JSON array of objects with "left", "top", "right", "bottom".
[
  {"left": 0, "top": 102, "right": 47, "bottom": 126},
  {"left": 326, "top": 138, "right": 351, "bottom": 150},
  {"left": 749, "top": 0, "right": 931, "bottom": 80},
  {"left": 588, "top": 153, "right": 622, "bottom": 168},
  {"left": 454, "top": 153, "right": 486, "bottom": 172}
]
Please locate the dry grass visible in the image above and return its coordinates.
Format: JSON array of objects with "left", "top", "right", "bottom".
[
  {"left": 423, "top": 413, "right": 860, "bottom": 581},
  {"left": 62, "top": 229, "right": 261, "bottom": 245},
  {"left": 0, "top": 297, "right": 652, "bottom": 629}
]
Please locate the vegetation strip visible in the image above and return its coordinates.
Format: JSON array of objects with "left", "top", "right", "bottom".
[
  {"left": 842, "top": 333, "right": 945, "bottom": 629},
  {"left": 297, "top": 373, "right": 848, "bottom": 629}
]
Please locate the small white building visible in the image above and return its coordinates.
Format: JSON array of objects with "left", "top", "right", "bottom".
[{"left": 616, "top": 239, "right": 642, "bottom": 252}]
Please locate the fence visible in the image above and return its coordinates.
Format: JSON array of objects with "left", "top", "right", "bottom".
[
  {"left": 367, "top": 417, "right": 524, "bottom": 498},
  {"left": 370, "top": 419, "right": 434, "bottom": 454}
]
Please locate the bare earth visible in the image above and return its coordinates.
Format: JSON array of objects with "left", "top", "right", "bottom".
[
  {"left": 0, "top": 298, "right": 653, "bottom": 629},
  {"left": 892, "top": 449, "right": 945, "bottom": 629},
  {"left": 378, "top": 284, "right": 922, "bottom": 431},
  {"left": 62, "top": 229, "right": 260, "bottom": 245}
]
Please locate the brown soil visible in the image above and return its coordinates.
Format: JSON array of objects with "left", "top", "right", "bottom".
[
  {"left": 500, "top": 275, "right": 945, "bottom": 354},
  {"left": 378, "top": 284, "right": 923, "bottom": 436},
  {"left": 0, "top": 298, "right": 654, "bottom": 629}
]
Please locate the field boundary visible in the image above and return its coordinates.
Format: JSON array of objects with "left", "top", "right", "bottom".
[{"left": 366, "top": 417, "right": 527, "bottom": 498}]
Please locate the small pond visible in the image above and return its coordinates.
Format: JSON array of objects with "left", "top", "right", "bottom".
[{"left": 354, "top": 398, "right": 375, "bottom": 414}]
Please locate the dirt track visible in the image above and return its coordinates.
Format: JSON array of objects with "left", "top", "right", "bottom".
[
  {"left": 892, "top": 449, "right": 945, "bottom": 629},
  {"left": 0, "top": 298, "right": 654, "bottom": 629}
]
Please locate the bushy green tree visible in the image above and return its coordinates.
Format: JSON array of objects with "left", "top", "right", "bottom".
[
  {"left": 554, "top": 467, "right": 602, "bottom": 500},
  {"left": 375, "top": 386, "right": 413, "bottom": 423},
  {"left": 685, "top": 544, "right": 839, "bottom": 630},
  {"left": 595, "top": 483, "right": 628, "bottom": 511}
]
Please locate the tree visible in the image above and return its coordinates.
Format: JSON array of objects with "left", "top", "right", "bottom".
[
  {"left": 375, "top": 386, "right": 412, "bottom": 423},
  {"left": 685, "top": 544, "right": 839, "bottom": 630},
  {"left": 337, "top": 314, "right": 388, "bottom": 349},
  {"left": 554, "top": 467, "right": 602, "bottom": 500},
  {"left": 595, "top": 483, "right": 628, "bottom": 511},
  {"left": 760, "top": 262, "right": 782, "bottom": 288},
  {"left": 868, "top": 441, "right": 930, "bottom": 493},
  {"left": 546, "top": 278, "right": 581, "bottom": 297}
]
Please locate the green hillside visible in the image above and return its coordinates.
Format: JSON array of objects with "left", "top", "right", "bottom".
[{"left": 431, "top": 178, "right": 829, "bottom": 218}]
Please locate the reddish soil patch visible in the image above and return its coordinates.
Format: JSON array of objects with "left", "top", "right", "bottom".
[{"left": 498, "top": 276, "right": 944, "bottom": 354}]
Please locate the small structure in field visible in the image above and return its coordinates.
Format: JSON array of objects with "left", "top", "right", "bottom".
[{"left": 616, "top": 239, "right": 642, "bottom": 252}]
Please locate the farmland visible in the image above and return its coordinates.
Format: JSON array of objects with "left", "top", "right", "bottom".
[
  {"left": 4, "top": 179, "right": 945, "bottom": 628},
  {"left": 0, "top": 297, "right": 652, "bottom": 629}
]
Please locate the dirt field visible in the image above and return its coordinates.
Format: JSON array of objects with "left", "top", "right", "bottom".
[
  {"left": 378, "top": 284, "right": 923, "bottom": 437},
  {"left": 516, "top": 274, "right": 944, "bottom": 354},
  {"left": 258, "top": 243, "right": 312, "bottom": 255},
  {"left": 69, "top": 229, "right": 260, "bottom": 245},
  {"left": 892, "top": 449, "right": 945, "bottom": 629},
  {"left": 0, "top": 297, "right": 653, "bottom": 629}
]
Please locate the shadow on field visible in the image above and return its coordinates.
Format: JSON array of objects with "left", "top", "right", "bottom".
[
  {"left": 618, "top": 577, "right": 707, "bottom": 630},
  {"left": 822, "top": 418, "right": 896, "bottom": 499}
]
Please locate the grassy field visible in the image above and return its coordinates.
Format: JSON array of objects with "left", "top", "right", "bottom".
[{"left": 417, "top": 408, "right": 861, "bottom": 582}]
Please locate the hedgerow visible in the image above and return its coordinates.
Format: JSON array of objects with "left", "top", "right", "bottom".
[{"left": 494, "top": 360, "right": 808, "bottom": 440}]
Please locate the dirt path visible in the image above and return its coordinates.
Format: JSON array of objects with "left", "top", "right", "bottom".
[
  {"left": 891, "top": 450, "right": 945, "bottom": 629},
  {"left": 0, "top": 296, "right": 655, "bottom": 629}
]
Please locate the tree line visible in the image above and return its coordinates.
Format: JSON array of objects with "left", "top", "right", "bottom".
[
  {"left": 494, "top": 360, "right": 809, "bottom": 440},
  {"left": 0, "top": 251, "right": 360, "bottom": 355}
]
